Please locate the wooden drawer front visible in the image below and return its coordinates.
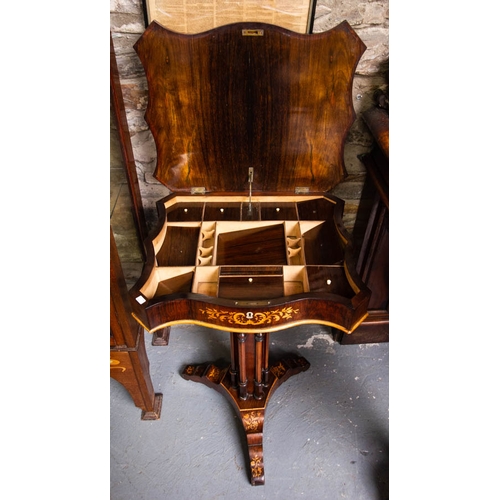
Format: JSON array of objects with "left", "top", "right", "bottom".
[
  {"left": 204, "top": 203, "right": 241, "bottom": 221},
  {"left": 218, "top": 275, "right": 284, "bottom": 300},
  {"left": 219, "top": 266, "right": 282, "bottom": 276},
  {"left": 297, "top": 199, "right": 336, "bottom": 220},
  {"left": 261, "top": 203, "right": 298, "bottom": 220},
  {"left": 166, "top": 203, "right": 204, "bottom": 221}
]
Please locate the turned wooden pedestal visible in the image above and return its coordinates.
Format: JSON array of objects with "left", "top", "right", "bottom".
[{"left": 181, "top": 331, "right": 309, "bottom": 485}]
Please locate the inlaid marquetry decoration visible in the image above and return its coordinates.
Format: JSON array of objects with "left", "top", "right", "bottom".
[
  {"left": 110, "top": 359, "right": 126, "bottom": 372},
  {"left": 199, "top": 307, "right": 300, "bottom": 326},
  {"left": 271, "top": 362, "right": 286, "bottom": 378},
  {"left": 242, "top": 411, "right": 262, "bottom": 432},
  {"left": 144, "top": 0, "right": 315, "bottom": 34},
  {"left": 206, "top": 365, "right": 223, "bottom": 383},
  {"left": 184, "top": 365, "right": 196, "bottom": 375},
  {"left": 250, "top": 454, "right": 264, "bottom": 478}
]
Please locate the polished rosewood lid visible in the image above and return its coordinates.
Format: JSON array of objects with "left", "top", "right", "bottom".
[{"left": 134, "top": 21, "right": 366, "bottom": 193}]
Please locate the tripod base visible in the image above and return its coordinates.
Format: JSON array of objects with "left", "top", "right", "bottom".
[{"left": 181, "top": 354, "right": 310, "bottom": 485}]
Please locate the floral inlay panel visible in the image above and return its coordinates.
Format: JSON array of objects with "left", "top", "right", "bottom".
[{"left": 199, "top": 306, "right": 300, "bottom": 326}]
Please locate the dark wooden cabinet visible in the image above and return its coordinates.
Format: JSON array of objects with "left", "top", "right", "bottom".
[
  {"left": 110, "top": 34, "right": 162, "bottom": 418},
  {"left": 336, "top": 106, "right": 389, "bottom": 344},
  {"left": 110, "top": 228, "right": 163, "bottom": 420}
]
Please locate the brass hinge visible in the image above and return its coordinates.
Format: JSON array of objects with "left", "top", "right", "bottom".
[
  {"left": 295, "top": 187, "right": 310, "bottom": 194},
  {"left": 191, "top": 187, "right": 206, "bottom": 194}
]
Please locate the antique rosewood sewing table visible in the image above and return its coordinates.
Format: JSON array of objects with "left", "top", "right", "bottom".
[{"left": 129, "top": 20, "right": 369, "bottom": 485}]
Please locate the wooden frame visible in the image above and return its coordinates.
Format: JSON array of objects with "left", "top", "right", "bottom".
[
  {"left": 110, "top": 34, "right": 148, "bottom": 254},
  {"left": 144, "top": 0, "right": 317, "bottom": 34}
]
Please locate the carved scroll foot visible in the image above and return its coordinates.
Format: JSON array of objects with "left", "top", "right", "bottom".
[
  {"left": 181, "top": 354, "right": 310, "bottom": 485},
  {"left": 241, "top": 410, "right": 265, "bottom": 485}
]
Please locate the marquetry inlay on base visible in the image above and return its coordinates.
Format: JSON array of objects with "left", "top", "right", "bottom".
[{"left": 181, "top": 334, "right": 310, "bottom": 486}]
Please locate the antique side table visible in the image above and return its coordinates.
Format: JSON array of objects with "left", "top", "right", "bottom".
[{"left": 128, "top": 20, "right": 370, "bottom": 485}]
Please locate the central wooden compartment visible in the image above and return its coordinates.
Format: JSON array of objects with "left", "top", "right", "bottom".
[
  {"left": 219, "top": 266, "right": 284, "bottom": 300},
  {"left": 217, "top": 224, "right": 287, "bottom": 266}
]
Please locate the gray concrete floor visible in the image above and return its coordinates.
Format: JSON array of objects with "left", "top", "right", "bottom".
[{"left": 110, "top": 324, "right": 388, "bottom": 499}]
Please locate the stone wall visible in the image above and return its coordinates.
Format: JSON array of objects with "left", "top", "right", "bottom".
[{"left": 110, "top": 0, "right": 388, "bottom": 237}]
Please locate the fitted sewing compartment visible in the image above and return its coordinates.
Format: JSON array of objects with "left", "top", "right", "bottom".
[
  {"left": 129, "top": 21, "right": 370, "bottom": 334},
  {"left": 132, "top": 194, "right": 362, "bottom": 332}
]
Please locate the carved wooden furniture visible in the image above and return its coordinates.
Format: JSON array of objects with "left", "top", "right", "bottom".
[
  {"left": 339, "top": 104, "right": 389, "bottom": 344},
  {"left": 110, "top": 34, "right": 148, "bottom": 252},
  {"left": 129, "top": 20, "right": 369, "bottom": 484},
  {"left": 111, "top": 228, "right": 162, "bottom": 419}
]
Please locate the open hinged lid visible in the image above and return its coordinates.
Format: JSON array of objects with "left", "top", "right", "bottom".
[{"left": 134, "top": 21, "right": 366, "bottom": 193}]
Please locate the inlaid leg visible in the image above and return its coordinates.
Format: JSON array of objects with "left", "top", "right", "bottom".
[
  {"left": 181, "top": 332, "right": 310, "bottom": 485},
  {"left": 241, "top": 409, "right": 265, "bottom": 485}
]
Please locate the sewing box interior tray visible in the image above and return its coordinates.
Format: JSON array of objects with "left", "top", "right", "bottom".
[{"left": 130, "top": 193, "right": 368, "bottom": 334}]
